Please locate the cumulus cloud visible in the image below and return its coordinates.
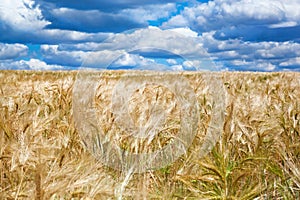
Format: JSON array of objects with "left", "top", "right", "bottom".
[
  {"left": 222, "top": 59, "right": 276, "bottom": 71},
  {"left": 165, "top": 0, "right": 300, "bottom": 30},
  {"left": 201, "top": 31, "right": 300, "bottom": 59},
  {"left": 0, "top": 43, "right": 28, "bottom": 60},
  {"left": 0, "top": 59, "right": 63, "bottom": 70},
  {"left": 167, "top": 27, "right": 198, "bottom": 37},
  {"left": 24, "top": 59, "right": 63, "bottom": 70},
  {"left": 112, "top": 53, "right": 140, "bottom": 67},
  {"left": 37, "top": 1, "right": 177, "bottom": 33},
  {"left": 108, "top": 53, "right": 171, "bottom": 70},
  {"left": 0, "top": 1, "right": 176, "bottom": 42},
  {"left": 83, "top": 50, "right": 128, "bottom": 68},
  {"left": 162, "top": 0, "right": 300, "bottom": 42},
  {"left": 0, "top": 1, "right": 111, "bottom": 44},
  {"left": 198, "top": 31, "right": 300, "bottom": 71},
  {"left": 166, "top": 59, "right": 177, "bottom": 65},
  {"left": 1, "top": 0, "right": 299, "bottom": 72},
  {"left": 44, "top": 1, "right": 178, "bottom": 39},
  {"left": 41, "top": 44, "right": 132, "bottom": 68},
  {"left": 0, "top": 0, "right": 50, "bottom": 31},
  {"left": 119, "top": 3, "right": 176, "bottom": 24},
  {"left": 41, "top": 44, "right": 87, "bottom": 66},
  {"left": 279, "top": 58, "right": 300, "bottom": 67},
  {"left": 92, "top": 27, "right": 208, "bottom": 58},
  {"left": 39, "top": 27, "right": 216, "bottom": 70}
]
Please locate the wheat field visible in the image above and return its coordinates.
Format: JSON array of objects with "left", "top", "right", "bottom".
[{"left": 0, "top": 70, "right": 299, "bottom": 199}]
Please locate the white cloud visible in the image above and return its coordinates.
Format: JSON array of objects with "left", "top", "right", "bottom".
[
  {"left": 230, "top": 59, "right": 252, "bottom": 66},
  {"left": 213, "top": 50, "right": 239, "bottom": 59},
  {"left": 226, "top": 60, "right": 276, "bottom": 71},
  {"left": 111, "top": 53, "right": 170, "bottom": 70},
  {"left": 168, "top": 27, "right": 198, "bottom": 37},
  {"left": 255, "top": 62, "right": 276, "bottom": 71},
  {"left": 83, "top": 50, "right": 130, "bottom": 68},
  {"left": 91, "top": 27, "right": 208, "bottom": 58},
  {"left": 41, "top": 44, "right": 89, "bottom": 66},
  {"left": 85, "top": 51, "right": 173, "bottom": 70},
  {"left": 279, "top": 57, "right": 300, "bottom": 67},
  {"left": 170, "top": 64, "right": 184, "bottom": 71},
  {"left": 0, "top": 0, "right": 50, "bottom": 31},
  {"left": 183, "top": 60, "right": 202, "bottom": 70},
  {"left": 197, "top": 31, "right": 300, "bottom": 71},
  {"left": 41, "top": 44, "right": 141, "bottom": 69},
  {"left": 113, "top": 53, "right": 139, "bottom": 66},
  {"left": 269, "top": 21, "right": 298, "bottom": 28},
  {"left": 29, "top": 26, "right": 300, "bottom": 71},
  {"left": 0, "top": 59, "right": 63, "bottom": 70},
  {"left": 38, "top": 27, "right": 216, "bottom": 70},
  {"left": 166, "top": 59, "right": 177, "bottom": 65},
  {"left": 41, "top": 45, "right": 131, "bottom": 68},
  {"left": 39, "top": 29, "right": 111, "bottom": 44},
  {"left": 162, "top": 0, "right": 300, "bottom": 32},
  {"left": 1, "top": 2, "right": 114, "bottom": 44},
  {"left": 163, "top": 15, "right": 189, "bottom": 28},
  {"left": 24, "top": 59, "right": 63, "bottom": 70},
  {"left": 0, "top": 0, "right": 298, "bottom": 72},
  {"left": 42, "top": 29, "right": 102, "bottom": 42},
  {"left": 256, "top": 42, "right": 300, "bottom": 58},
  {"left": 0, "top": 43, "right": 28, "bottom": 60},
  {"left": 120, "top": 3, "right": 176, "bottom": 24},
  {"left": 200, "top": 31, "right": 300, "bottom": 58},
  {"left": 48, "top": 3, "right": 176, "bottom": 33}
]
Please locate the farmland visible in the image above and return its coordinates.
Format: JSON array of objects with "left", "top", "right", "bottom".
[{"left": 0, "top": 70, "right": 299, "bottom": 199}]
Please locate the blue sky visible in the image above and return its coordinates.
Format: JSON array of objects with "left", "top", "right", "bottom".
[{"left": 0, "top": 0, "right": 300, "bottom": 71}]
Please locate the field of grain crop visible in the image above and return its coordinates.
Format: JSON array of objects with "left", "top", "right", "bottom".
[{"left": 0, "top": 70, "right": 299, "bottom": 199}]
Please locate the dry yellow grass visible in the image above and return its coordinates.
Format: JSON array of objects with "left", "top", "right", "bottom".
[{"left": 0, "top": 70, "right": 299, "bottom": 199}]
